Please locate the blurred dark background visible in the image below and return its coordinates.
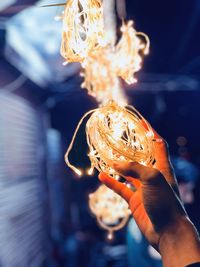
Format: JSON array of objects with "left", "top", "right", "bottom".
[{"left": 0, "top": 0, "right": 200, "bottom": 266}]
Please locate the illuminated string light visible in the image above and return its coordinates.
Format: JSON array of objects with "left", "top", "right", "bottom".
[
  {"left": 58, "top": 0, "right": 153, "bottom": 237},
  {"left": 86, "top": 102, "right": 155, "bottom": 175},
  {"left": 65, "top": 101, "right": 155, "bottom": 178},
  {"left": 60, "top": 1, "right": 150, "bottom": 103},
  {"left": 115, "top": 21, "right": 150, "bottom": 84},
  {"left": 81, "top": 21, "right": 149, "bottom": 104},
  {"left": 82, "top": 46, "right": 127, "bottom": 104},
  {"left": 60, "top": 0, "right": 104, "bottom": 63},
  {"left": 89, "top": 184, "right": 131, "bottom": 239}
]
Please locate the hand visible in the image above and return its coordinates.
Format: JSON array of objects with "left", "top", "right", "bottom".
[{"left": 98, "top": 123, "right": 200, "bottom": 267}]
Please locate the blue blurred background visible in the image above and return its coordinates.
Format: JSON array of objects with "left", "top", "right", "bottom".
[{"left": 0, "top": 0, "right": 200, "bottom": 266}]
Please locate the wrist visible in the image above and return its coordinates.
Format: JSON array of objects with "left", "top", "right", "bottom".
[{"left": 159, "top": 216, "right": 200, "bottom": 267}]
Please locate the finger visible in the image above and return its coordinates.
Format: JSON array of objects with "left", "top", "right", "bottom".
[
  {"left": 116, "top": 172, "right": 142, "bottom": 189},
  {"left": 142, "top": 122, "right": 176, "bottom": 187},
  {"left": 140, "top": 118, "right": 150, "bottom": 131},
  {"left": 131, "top": 178, "right": 142, "bottom": 189},
  {"left": 144, "top": 123, "right": 169, "bottom": 160},
  {"left": 140, "top": 118, "right": 162, "bottom": 140},
  {"left": 98, "top": 173, "right": 133, "bottom": 203},
  {"left": 140, "top": 119, "right": 169, "bottom": 159},
  {"left": 112, "top": 161, "right": 141, "bottom": 178},
  {"left": 140, "top": 118, "right": 163, "bottom": 143},
  {"left": 140, "top": 118, "right": 171, "bottom": 166},
  {"left": 138, "top": 119, "right": 178, "bottom": 190},
  {"left": 153, "top": 137, "right": 169, "bottom": 159},
  {"left": 112, "top": 161, "right": 160, "bottom": 183}
]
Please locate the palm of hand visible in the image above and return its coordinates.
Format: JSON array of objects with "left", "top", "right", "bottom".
[
  {"left": 128, "top": 187, "right": 160, "bottom": 248},
  {"left": 99, "top": 128, "right": 185, "bottom": 249}
]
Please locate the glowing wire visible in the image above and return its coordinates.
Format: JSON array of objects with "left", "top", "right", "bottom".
[
  {"left": 65, "top": 108, "right": 97, "bottom": 176},
  {"left": 65, "top": 101, "right": 155, "bottom": 177},
  {"left": 61, "top": 0, "right": 153, "bottom": 237},
  {"left": 89, "top": 184, "right": 131, "bottom": 239},
  {"left": 60, "top": 0, "right": 104, "bottom": 63}
]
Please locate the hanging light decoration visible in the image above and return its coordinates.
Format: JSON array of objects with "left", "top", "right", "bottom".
[
  {"left": 81, "top": 21, "right": 149, "bottom": 104},
  {"left": 89, "top": 184, "right": 131, "bottom": 240},
  {"left": 81, "top": 46, "right": 126, "bottom": 105},
  {"left": 55, "top": 0, "right": 153, "bottom": 237},
  {"left": 57, "top": 0, "right": 150, "bottom": 106},
  {"left": 60, "top": 0, "right": 104, "bottom": 63},
  {"left": 65, "top": 101, "right": 155, "bottom": 178},
  {"left": 115, "top": 21, "right": 150, "bottom": 84}
]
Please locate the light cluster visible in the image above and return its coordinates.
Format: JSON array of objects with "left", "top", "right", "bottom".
[
  {"left": 89, "top": 184, "right": 131, "bottom": 240},
  {"left": 60, "top": 0, "right": 149, "bottom": 104},
  {"left": 60, "top": 0, "right": 104, "bottom": 63},
  {"left": 65, "top": 101, "right": 155, "bottom": 177},
  {"left": 86, "top": 101, "right": 155, "bottom": 177},
  {"left": 60, "top": 0, "right": 154, "bottom": 238},
  {"left": 81, "top": 46, "right": 125, "bottom": 104},
  {"left": 81, "top": 21, "right": 149, "bottom": 103}
]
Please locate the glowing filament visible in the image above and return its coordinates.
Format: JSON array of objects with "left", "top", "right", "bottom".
[
  {"left": 60, "top": 0, "right": 152, "bottom": 237},
  {"left": 89, "top": 184, "right": 131, "bottom": 238},
  {"left": 60, "top": 2, "right": 150, "bottom": 103},
  {"left": 81, "top": 21, "right": 150, "bottom": 104},
  {"left": 65, "top": 101, "right": 155, "bottom": 177},
  {"left": 82, "top": 46, "right": 127, "bottom": 104},
  {"left": 60, "top": 0, "right": 104, "bottom": 63},
  {"left": 115, "top": 21, "right": 150, "bottom": 84}
]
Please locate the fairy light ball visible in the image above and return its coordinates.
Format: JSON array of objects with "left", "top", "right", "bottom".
[
  {"left": 86, "top": 101, "right": 155, "bottom": 177},
  {"left": 60, "top": 0, "right": 104, "bottom": 63},
  {"left": 89, "top": 184, "right": 131, "bottom": 239},
  {"left": 59, "top": 0, "right": 153, "bottom": 238}
]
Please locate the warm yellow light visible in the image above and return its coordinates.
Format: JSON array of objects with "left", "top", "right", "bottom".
[
  {"left": 60, "top": 0, "right": 104, "bottom": 63},
  {"left": 89, "top": 184, "right": 131, "bottom": 239},
  {"left": 65, "top": 101, "right": 155, "bottom": 178},
  {"left": 82, "top": 46, "right": 127, "bottom": 105},
  {"left": 115, "top": 21, "right": 150, "bottom": 84},
  {"left": 79, "top": 21, "right": 149, "bottom": 104},
  {"left": 87, "top": 167, "right": 94, "bottom": 175},
  {"left": 86, "top": 101, "right": 155, "bottom": 176},
  {"left": 61, "top": 0, "right": 152, "bottom": 237},
  {"left": 75, "top": 168, "right": 82, "bottom": 176},
  {"left": 60, "top": 1, "right": 150, "bottom": 104}
]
